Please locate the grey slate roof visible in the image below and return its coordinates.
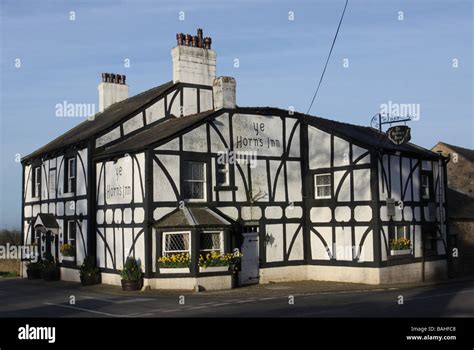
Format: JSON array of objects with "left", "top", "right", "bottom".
[
  {"left": 99, "top": 106, "right": 442, "bottom": 160},
  {"left": 436, "top": 142, "right": 474, "bottom": 163},
  {"left": 34, "top": 213, "right": 59, "bottom": 229},
  {"left": 22, "top": 81, "right": 176, "bottom": 161},
  {"left": 154, "top": 207, "right": 233, "bottom": 228}
]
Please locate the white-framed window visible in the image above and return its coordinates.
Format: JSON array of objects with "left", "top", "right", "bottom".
[
  {"left": 216, "top": 160, "right": 229, "bottom": 186},
  {"left": 162, "top": 231, "right": 191, "bottom": 255},
  {"left": 314, "top": 173, "right": 331, "bottom": 199},
  {"left": 200, "top": 231, "right": 224, "bottom": 254},
  {"left": 421, "top": 174, "right": 430, "bottom": 199},
  {"left": 183, "top": 161, "right": 206, "bottom": 201},
  {"left": 33, "top": 166, "right": 41, "bottom": 198},
  {"left": 67, "top": 220, "right": 76, "bottom": 245},
  {"left": 49, "top": 170, "right": 56, "bottom": 197},
  {"left": 65, "top": 157, "right": 76, "bottom": 193}
]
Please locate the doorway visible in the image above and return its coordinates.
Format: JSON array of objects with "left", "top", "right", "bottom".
[{"left": 239, "top": 227, "right": 260, "bottom": 285}]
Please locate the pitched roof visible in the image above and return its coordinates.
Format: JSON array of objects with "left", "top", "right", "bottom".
[
  {"left": 434, "top": 142, "right": 474, "bottom": 163},
  {"left": 238, "top": 107, "right": 440, "bottom": 159},
  {"left": 34, "top": 213, "right": 59, "bottom": 230},
  {"left": 447, "top": 188, "right": 474, "bottom": 220},
  {"left": 98, "top": 106, "right": 443, "bottom": 159},
  {"left": 96, "top": 109, "right": 216, "bottom": 157},
  {"left": 154, "top": 207, "right": 233, "bottom": 228},
  {"left": 22, "top": 81, "right": 175, "bottom": 161}
]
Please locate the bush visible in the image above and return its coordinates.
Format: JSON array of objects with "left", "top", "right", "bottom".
[
  {"left": 0, "top": 229, "right": 21, "bottom": 245},
  {"left": 119, "top": 257, "right": 142, "bottom": 281},
  {"left": 79, "top": 256, "right": 99, "bottom": 278}
]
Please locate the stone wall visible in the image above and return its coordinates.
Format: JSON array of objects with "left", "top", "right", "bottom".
[
  {"left": 0, "top": 259, "right": 21, "bottom": 274},
  {"left": 451, "top": 221, "right": 474, "bottom": 274}
]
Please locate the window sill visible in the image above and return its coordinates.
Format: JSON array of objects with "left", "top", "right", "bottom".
[{"left": 214, "top": 185, "right": 238, "bottom": 192}]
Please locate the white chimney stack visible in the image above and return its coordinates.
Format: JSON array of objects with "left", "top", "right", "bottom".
[
  {"left": 98, "top": 73, "right": 129, "bottom": 112},
  {"left": 213, "top": 76, "right": 236, "bottom": 109},
  {"left": 172, "top": 29, "right": 216, "bottom": 86}
]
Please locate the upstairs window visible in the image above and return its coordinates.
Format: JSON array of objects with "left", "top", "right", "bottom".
[
  {"left": 65, "top": 157, "right": 76, "bottom": 193},
  {"left": 315, "top": 174, "right": 331, "bottom": 199},
  {"left": 49, "top": 170, "right": 56, "bottom": 197},
  {"left": 183, "top": 161, "right": 206, "bottom": 201},
  {"left": 421, "top": 173, "right": 431, "bottom": 199},
  {"left": 32, "top": 166, "right": 41, "bottom": 198}
]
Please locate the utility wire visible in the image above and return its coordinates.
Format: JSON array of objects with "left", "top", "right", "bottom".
[{"left": 307, "top": 0, "right": 349, "bottom": 115}]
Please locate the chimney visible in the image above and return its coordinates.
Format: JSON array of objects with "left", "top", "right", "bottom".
[
  {"left": 213, "top": 76, "right": 236, "bottom": 109},
  {"left": 172, "top": 28, "right": 216, "bottom": 86},
  {"left": 98, "top": 73, "right": 129, "bottom": 112}
]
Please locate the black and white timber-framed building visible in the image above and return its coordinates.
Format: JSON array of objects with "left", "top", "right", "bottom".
[{"left": 21, "top": 29, "right": 450, "bottom": 290}]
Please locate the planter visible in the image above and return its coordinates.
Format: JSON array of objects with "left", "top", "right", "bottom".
[
  {"left": 62, "top": 256, "right": 74, "bottom": 262},
  {"left": 159, "top": 267, "right": 190, "bottom": 274},
  {"left": 80, "top": 274, "right": 101, "bottom": 286},
  {"left": 390, "top": 249, "right": 412, "bottom": 256},
  {"left": 42, "top": 269, "right": 60, "bottom": 282},
  {"left": 199, "top": 266, "right": 229, "bottom": 273},
  {"left": 26, "top": 268, "right": 42, "bottom": 280},
  {"left": 121, "top": 279, "right": 141, "bottom": 291}
]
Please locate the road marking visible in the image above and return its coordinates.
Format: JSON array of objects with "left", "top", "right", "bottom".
[
  {"left": 186, "top": 306, "right": 208, "bottom": 310},
  {"left": 407, "top": 289, "right": 474, "bottom": 301},
  {"left": 44, "top": 302, "right": 132, "bottom": 317},
  {"left": 161, "top": 309, "right": 180, "bottom": 313},
  {"left": 258, "top": 297, "right": 278, "bottom": 301},
  {"left": 210, "top": 302, "right": 231, "bottom": 307},
  {"left": 199, "top": 301, "right": 219, "bottom": 306}
]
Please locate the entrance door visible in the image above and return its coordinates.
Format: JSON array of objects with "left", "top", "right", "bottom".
[{"left": 239, "top": 230, "right": 259, "bottom": 285}]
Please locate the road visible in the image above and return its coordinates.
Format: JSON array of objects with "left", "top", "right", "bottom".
[{"left": 0, "top": 278, "right": 473, "bottom": 317}]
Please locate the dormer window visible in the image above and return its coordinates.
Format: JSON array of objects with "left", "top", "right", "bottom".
[{"left": 65, "top": 157, "right": 76, "bottom": 194}]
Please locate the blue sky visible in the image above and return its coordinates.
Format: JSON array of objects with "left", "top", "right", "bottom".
[{"left": 0, "top": 0, "right": 472, "bottom": 228}]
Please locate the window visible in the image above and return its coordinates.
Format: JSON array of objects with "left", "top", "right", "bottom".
[
  {"left": 200, "top": 231, "right": 223, "bottom": 254},
  {"left": 216, "top": 159, "right": 229, "bottom": 186},
  {"left": 315, "top": 174, "right": 331, "bottom": 199},
  {"left": 49, "top": 170, "right": 56, "bottom": 197},
  {"left": 66, "top": 220, "right": 76, "bottom": 245},
  {"left": 32, "top": 166, "right": 41, "bottom": 198},
  {"left": 395, "top": 226, "right": 407, "bottom": 239},
  {"left": 421, "top": 173, "right": 430, "bottom": 199},
  {"left": 183, "top": 161, "right": 206, "bottom": 201},
  {"left": 65, "top": 157, "right": 76, "bottom": 193},
  {"left": 163, "top": 232, "right": 190, "bottom": 255}
]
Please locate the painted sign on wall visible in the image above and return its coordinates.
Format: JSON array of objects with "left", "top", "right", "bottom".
[
  {"left": 104, "top": 157, "right": 133, "bottom": 204},
  {"left": 233, "top": 114, "right": 283, "bottom": 156}
]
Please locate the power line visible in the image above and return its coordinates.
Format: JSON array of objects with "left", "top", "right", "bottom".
[{"left": 307, "top": 0, "right": 349, "bottom": 115}]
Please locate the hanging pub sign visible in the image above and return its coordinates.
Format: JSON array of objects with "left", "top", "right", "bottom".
[{"left": 387, "top": 125, "right": 411, "bottom": 145}]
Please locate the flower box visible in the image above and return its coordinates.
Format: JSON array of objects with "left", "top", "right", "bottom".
[
  {"left": 160, "top": 267, "right": 190, "bottom": 274},
  {"left": 62, "top": 256, "right": 74, "bottom": 262},
  {"left": 199, "top": 266, "right": 229, "bottom": 273},
  {"left": 390, "top": 249, "right": 412, "bottom": 256}
]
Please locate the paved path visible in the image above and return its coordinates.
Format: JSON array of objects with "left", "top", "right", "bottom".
[{"left": 0, "top": 278, "right": 473, "bottom": 317}]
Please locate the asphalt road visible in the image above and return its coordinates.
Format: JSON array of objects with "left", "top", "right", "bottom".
[{"left": 0, "top": 278, "right": 473, "bottom": 317}]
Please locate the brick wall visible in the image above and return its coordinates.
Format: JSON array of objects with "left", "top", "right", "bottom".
[
  {"left": 450, "top": 221, "right": 474, "bottom": 275},
  {"left": 432, "top": 143, "right": 474, "bottom": 197}
]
